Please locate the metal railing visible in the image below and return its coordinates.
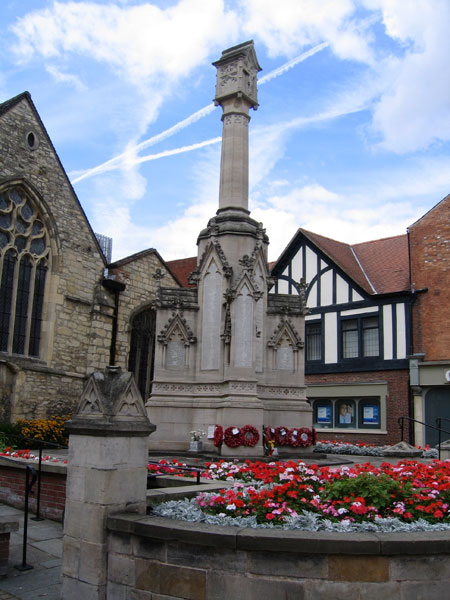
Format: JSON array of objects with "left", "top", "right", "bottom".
[
  {"left": 0, "top": 455, "right": 37, "bottom": 570},
  {"left": 436, "top": 417, "right": 450, "bottom": 460},
  {"left": 1, "top": 434, "right": 67, "bottom": 520},
  {"left": 398, "top": 416, "right": 450, "bottom": 460}
]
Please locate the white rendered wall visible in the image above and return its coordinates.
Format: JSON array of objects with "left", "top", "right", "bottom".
[
  {"left": 396, "top": 303, "right": 407, "bottom": 359},
  {"left": 324, "top": 312, "right": 338, "bottom": 363},
  {"left": 383, "top": 305, "right": 393, "bottom": 360}
]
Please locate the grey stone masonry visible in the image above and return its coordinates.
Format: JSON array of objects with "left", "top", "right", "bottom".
[
  {"left": 105, "top": 512, "right": 450, "bottom": 600},
  {"left": 61, "top": 365, "right": 155, "bottom": 600}
]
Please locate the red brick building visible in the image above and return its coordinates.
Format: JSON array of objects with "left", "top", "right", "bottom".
[{"left": 408, "top": 195, "right": 450, "bottom": 447}]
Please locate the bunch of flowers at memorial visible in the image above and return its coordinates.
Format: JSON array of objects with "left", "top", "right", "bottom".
[
  {"left": 193, "top": 459, "right": 450, "bottom": 526},
  {"left": 190, "top": 430, "right": 205, "bottom": 442}
]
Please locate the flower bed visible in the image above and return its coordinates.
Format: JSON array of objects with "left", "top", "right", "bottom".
[
  {"left": 313, "top": 440, "right": 438, "bottom": 458},
  {"left": 153, "top": 459, "right": 450, "bottom": 531}
]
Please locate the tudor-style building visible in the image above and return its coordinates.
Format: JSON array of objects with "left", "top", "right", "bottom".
[{"left": 270, "top": 229, "right": 413, "bottom": 444}]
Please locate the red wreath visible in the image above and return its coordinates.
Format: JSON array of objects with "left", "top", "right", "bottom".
[
  {"left": 287, "top": 427, "right": 302, "bottom": 447},
  {"left": 241, "top": 424, "right": 260, "bottom": 447},
  {"left": 297, "top": 427, "right": 313, "bottom": 447},
  {"left": 224, "top": 426, "right": 243, "bottom": 448},
  {"left": 311, "top": 427, "right": 317, "bottom": 446},
  {"left": 274, "top": 426, "right": 289, "bottom": 446},
  {"left": 213, "top": 425, "right": 223, "bottom": 447}
]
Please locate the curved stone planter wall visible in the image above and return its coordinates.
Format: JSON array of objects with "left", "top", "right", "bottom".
[{"left": 106, "top": 512, "right": 450, "bottom": 600}]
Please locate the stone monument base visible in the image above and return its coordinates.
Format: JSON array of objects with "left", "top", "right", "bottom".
[{"left": 147, "top": 380, "right": 311, "bottom": 456}]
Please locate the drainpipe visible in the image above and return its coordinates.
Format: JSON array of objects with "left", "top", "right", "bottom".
[{"left": 102, "top": 276, "right": 126, "bottom": 366}]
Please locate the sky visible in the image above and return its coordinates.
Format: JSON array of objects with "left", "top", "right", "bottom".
[{"left": 1, "top": 0, "right": 450, "bottom": 262}]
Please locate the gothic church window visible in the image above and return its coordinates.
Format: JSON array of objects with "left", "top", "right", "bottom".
[
  {"left": 128, "top": 309, "right": 156, "bottom": 400},
  {"left": 0, "top": 187, "right": 49, "bottom": 357}
]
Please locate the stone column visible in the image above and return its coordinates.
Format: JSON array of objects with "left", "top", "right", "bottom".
[
  {"left": 213, "top": 41, "right": 261, "bottom": 213},
  {"left": 61, "top": 365, "right": 155, "bottom": 600}
]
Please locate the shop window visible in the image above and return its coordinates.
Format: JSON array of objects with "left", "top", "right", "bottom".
[
  {"left": 311, "top": 398, "right": 381, "bottom": 430},
  {"left": 0, "top": 187, "right": 49, "bottom": 357}
]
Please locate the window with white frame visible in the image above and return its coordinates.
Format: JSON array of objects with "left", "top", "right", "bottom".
[
  {"left": 306, "top": 321, "right": 322, "bottom": 361},
  {"left": 0, "top": 187, "right": 49, "bottom": 357},
  {"left": 341, "top": 314, "right": 380, "bottom": 359}
]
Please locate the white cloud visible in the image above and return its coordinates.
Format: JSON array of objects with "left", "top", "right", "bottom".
[
  {"left": 366, "top": 0, "right": 450, "bottom": 152},
  {"left": 12, "top": 0, "right": 237, "bottom": 87},
  {"left": 241, "top": 0, "right": 373, "bottom": 63},
  {"left": 45, "top": 64, "right": 87, "bottom": 91}
]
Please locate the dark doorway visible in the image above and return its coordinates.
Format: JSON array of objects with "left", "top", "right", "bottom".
[
  {"left": 128, "top": 309, "right": 156, "bottom": 400},
  {"left": 424, "top": 387, "right": 450, "bottom": 447}
]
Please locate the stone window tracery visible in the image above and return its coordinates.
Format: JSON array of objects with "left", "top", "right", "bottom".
[{"left": 0, "top": 186, "right": 49, "bottom": 357}]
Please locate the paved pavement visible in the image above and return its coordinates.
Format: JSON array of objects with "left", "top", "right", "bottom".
[{"left": 0, "top": 504, "right": 62, "bottom": 600}]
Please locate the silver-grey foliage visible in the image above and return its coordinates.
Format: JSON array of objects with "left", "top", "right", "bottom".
[{"left": 152, "top": 499, "right": 450, "bottom": 532}]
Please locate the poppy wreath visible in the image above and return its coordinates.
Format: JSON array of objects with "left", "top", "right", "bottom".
[
  {"left": 241, "top": 424, "right": 260, "bottom": 447},
  {"left": 213, "top": 425, "right": 223, "bottom": 447},
  {"left": 274, "top": 426, "right": 289, "bottom": 446},
  {"left": 297, "top": 426, "right": 313, "bottom": 447},
  {"left": 311, "top": 427, "right": 317, "bottom": 445},
  {"left": 286, "top": 427, "right": 302, "bottom": 447},
  {"left": 224, "top": 426, "right": 243, "bottom": 448}
]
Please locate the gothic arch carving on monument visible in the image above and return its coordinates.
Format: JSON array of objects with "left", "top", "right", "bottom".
[
  {"left": 77, "top": 378, "right": 104, "bottom": 415},
  {"left": 268, "top": 318, "right": 304, "bottom": 371},
  {"left": 196, "top": 240, "right": 232, "bottom": 280},
  {"left": 157, "top": 311, "right": 196, "bottom": 369},
  {"left": 113, "top": 378, "right": 147, "bottom": 418}
]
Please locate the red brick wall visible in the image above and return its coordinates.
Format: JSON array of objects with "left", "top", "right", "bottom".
[
  {"left": 409, "top": 195, "right": 450, "bottom": 360},
  {"left": 306, "top": 369, "right": 410, "bottom": 445},
  {"left": 0, "top": 464, "right": 66, "bottom": 522}
]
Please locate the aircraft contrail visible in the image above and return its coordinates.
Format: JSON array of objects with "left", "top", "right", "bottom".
[{"left": 71, "top": 42, "right": 329, "bottom": 183}]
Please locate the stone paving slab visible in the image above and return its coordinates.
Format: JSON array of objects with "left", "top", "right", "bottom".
[{"left": 0, "top": 504, "right": 62, "bottom": 600}]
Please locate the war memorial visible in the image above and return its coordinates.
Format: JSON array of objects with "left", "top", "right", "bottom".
[{"left": 48, "top": 43, "right": 450, "bottom": 600}]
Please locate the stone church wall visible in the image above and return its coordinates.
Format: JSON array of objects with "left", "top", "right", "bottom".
[
  {"left": 109, "top": 251, "right": 180, "bottom": 372},
  {"left": 0, "top": 95, "right": 113, "bottom": 419}
]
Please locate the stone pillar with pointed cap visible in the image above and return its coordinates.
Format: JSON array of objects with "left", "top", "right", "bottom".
[
  {"left": 62, "top": 365, "right": 155, "bottom": 599},
  {"left": 147, "top": 42, "right": 311, "bottom": 456}
]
